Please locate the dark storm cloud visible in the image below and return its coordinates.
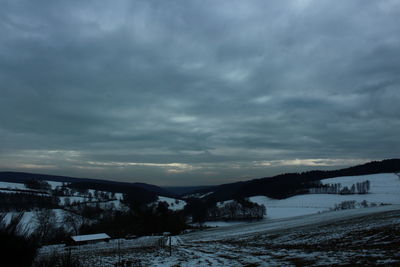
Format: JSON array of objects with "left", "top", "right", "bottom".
[{"left": 1, "top": 0, "right": 399, "bottom": 185}]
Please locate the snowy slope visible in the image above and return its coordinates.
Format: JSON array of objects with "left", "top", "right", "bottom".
[
  {"left": 157, "top": 196, "right": 186, "bottom": 211},
  {"left": 182, "top": 204, "right": 400, "bottom": 242},
  {"left": 249, "top": 173, "right": 400, "bottom": 220},
  {"left": 2, "top": 209, "right": 83, "bottom": 234},
  {"left": 0, "top": 181, "right": 27, "bottom": 190},
  {"left": 321, "top": 173, "right": 400, "bottom": 199},
  {"left": 37, "top": 204, "right": 400, "bottom": 267}
]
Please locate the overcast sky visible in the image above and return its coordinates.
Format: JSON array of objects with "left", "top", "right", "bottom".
[{"left": 1, "top": 0, "right": 399, "bottom": 186}]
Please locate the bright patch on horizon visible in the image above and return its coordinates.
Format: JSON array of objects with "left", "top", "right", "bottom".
[{"left": 255, "top": 158, "right": 370, "bottom": 167}]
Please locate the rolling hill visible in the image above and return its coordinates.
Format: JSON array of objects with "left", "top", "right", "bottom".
[{"left": 191, "top": 159, "right": 400, "bottom": 202}]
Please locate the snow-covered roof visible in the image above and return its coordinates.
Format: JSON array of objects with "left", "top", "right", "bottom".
[{"left": 71, "top": 233, "right": 110, "bottom": 242}]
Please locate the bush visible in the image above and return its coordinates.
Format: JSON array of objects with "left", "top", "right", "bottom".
[{"left": 0, "top": 213, "right": 38, "bottom": 267}]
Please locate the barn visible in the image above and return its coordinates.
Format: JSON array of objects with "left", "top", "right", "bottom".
[{"left": 68, "top": 233, "right": 111, "bottom": 246}]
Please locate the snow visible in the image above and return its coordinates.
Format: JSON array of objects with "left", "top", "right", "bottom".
[
  {"left": 1, "top": 208, "right": 84, "bottom": 234},
  {"left": 90, "top": 200, "right": 127, "bottom": 211},
  {"left": 321, "top": 173, "right": 400, "bottom": 199},
  {"left": 40, "top": 236, "right": 165, "bottom": 255},
  {"left": 216, "top": 199, "right": 234, "bottom": 208},
  {"left": 248, "top": 173, "right": 400, "bottom": 220},
  {"left": 0, "top": 181, "right": 26, "bottom": 190},
  {"left": 114, "top": 193, "right": 123, "bottom": 200},
  {"left": 37, "top": 205, "right": 400, "bottom": 267},
  {"left": 0, "top": 180, "right": 64, "bottom": 190},
  {"left": 59, "top": 196, "right": 87, "bottom": 205},
  {"left": 2, "top": 210, "right": 36, "bottom": 233},
  {"left": 71, "top": 233, "right": 110, "bottom": 242},
  {"left": 157, "top": 196, "right": 186, "bottom": 211},
  {"left": 201, "top": 221, "right": 252, "bottom": 228},
  {"left": 46, "top": 180, "right": 64, "bottom": 189},
  {"left": 181, "top": 204, "right": 400, "bottom": 242},
  {"left": 199, "top": 192, "right": 214, "bottom": 198}
]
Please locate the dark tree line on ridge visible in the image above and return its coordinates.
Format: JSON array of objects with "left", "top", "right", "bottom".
[{"left": 200, "top": 159, "right": 400, "bottom": 201}]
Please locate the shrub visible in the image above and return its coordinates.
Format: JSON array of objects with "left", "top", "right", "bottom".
[{"left": 0, "top": 213, "right": 38, "bottom": 267}]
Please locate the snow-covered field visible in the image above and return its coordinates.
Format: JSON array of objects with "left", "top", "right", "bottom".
[
  {"left": 0, "top": 181, "right": 28, "bottom": 190},
  {"left": 0, "top": 180, "right": 65, "bottom": 190},
  {"left": 182, "top": 204, "right": 400, "bottom": 242},
  {"left": 202, "top": 173, "right": 400, "bottom": 228},
  {"left": 248, "top": 173, "right": 400, "bottom": 220},
  {"left": 37, "top": 205, "right": 400, "bottom": 266},
  {"left": 156, "top": 196, "right": 186, "bottom": 211}
]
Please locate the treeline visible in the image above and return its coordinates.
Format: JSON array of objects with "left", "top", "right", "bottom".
[
  {"left": 309, "top": 180, "right": 370, "bottom": 194},
  {"left": 0, "top": 192, "right": 59, "bottom": 211},
  {"left": 183, "top": 197, "right": 266, "bottom": 223},
  {"left": 207, "top": 199, "right": 265, "bottom": 220},
  {"left": 80, "top": 202, "right": 187, "bottom": 237},
  {"left": 24, "top": 179, "right": 51, "bottom": 190},
  {"left": 331, "top": 200, "right": 386, "bottom": 211}
]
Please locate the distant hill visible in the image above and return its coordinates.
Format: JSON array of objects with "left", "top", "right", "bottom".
[
  {"left": 162, "top": 185, "right": 214, "bottom": 195},
  {"left": 0, "top": 171, "right": 174, "bottom": 197},
  {"left": 195, "top": 159, "right": 400, "bottom": 202},
  {"left": 1, "top": 159, "right": 399, "bottom": 203}
]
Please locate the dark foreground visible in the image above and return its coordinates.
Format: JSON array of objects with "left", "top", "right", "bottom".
[{"left": 37, "top": 208, "right": 400, "bottom": 266}]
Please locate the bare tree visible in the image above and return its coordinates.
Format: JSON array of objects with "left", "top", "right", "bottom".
[
  {"left": 34, "top": 209, "right": 56, "bottom": 244},
  {"left": 63, "top": 212, "right": 85, "bottom": 235},
  {"left": 64, "top": 197, "right": 71, "bottom": 206}
]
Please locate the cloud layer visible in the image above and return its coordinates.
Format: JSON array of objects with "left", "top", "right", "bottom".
[{"left": 1, "top": 0, "right": 399, "bottom": 185}]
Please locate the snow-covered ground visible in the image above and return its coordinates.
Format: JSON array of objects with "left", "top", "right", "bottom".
[
  {"left": 2, "top": 208, "right": 83, "bottom": 234},
  {"left": 0, "top": 179, "right": 130, "bottom": 233},
  {"left": 199, "top": 221, "right": 250, "bottom": 228},
  {"left": 248, "top": 173, "right": 400, "bottom": 220},
  {"left": 2, "top": 210, "right": 36, "bottom": 233},
  {"left": 182, "top": 204, "right": 400, "bottom": 242},
  {"left": 205, "top": 173, "right": 400, "bottom": 228},
  {"left": 46, "top": 181, "right": 65, "bottom": 189},
  {"left": 0, "top": 180, "right": 65, "bottom": 190},
  {"left": 321, "top": 173, "right": 400, "bottom": 198},
  {"left": 157, "top": 196, "right": 186, "bottom": 211},
  {"left": 58, "top": 196, "right": 88, "bottom": 205},
  {"left": 0, "top": 181, "right": 27, "bottom": 190},
  {"left": 36, "top": 205, "right": 400, "bottom": 267}
]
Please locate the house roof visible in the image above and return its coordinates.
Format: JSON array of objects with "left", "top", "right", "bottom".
[{"left": 71, "top": 233, "right": 110, "bottom": 242}]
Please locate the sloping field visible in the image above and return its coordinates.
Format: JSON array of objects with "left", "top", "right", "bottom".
[
  {"left": 248, "top": 173, "right": 400, "bottom": 220},
  {"left": 38, "top": 205, "right": 400, "bottom": 266}
]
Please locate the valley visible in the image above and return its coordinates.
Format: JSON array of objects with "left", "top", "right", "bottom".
[{"left": 1, "top": 160, "right": 399, "bottom": 266}]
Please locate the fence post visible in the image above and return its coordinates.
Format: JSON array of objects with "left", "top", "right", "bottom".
[{"left": 169, "top": 236, "right": 172, "bottom": 256}]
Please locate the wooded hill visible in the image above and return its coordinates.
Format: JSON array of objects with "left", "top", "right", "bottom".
[
  {"left": 1, "top": 159, "right": 399, "bottom": 203},
  {"left": 0, "top": 171, "right": 172, "bottom": 205},
  {"left": 196, "top": 159, "right": 400, "bottom": 201}
]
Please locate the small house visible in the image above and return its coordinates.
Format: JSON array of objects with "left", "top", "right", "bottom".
[{"left": 68, "top": 233, "right": 111, "bottom": 246}]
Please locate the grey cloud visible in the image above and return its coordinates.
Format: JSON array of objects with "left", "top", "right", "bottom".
[{"left": 0, "top": 0, "right": 399, "bottom": 185}]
